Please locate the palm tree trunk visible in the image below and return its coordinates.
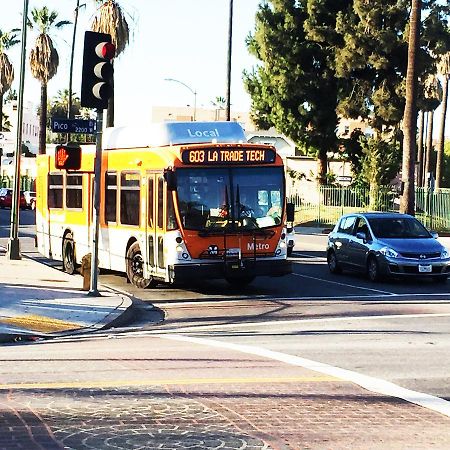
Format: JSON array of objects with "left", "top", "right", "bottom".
[
  {"left": 424, "top": 110, "right": 434, "bottom": 186},
  {"left": 400, "top": 0, "right": 421, "bottom": 215},
  {"left": 435, "top": 75, "right": 448, "bottom": 189},
  {"left": 39, "top": 83, "right": 48, "bottom": 155},
  {"left": 416, "top": 110, "right": 424, "bottom": 187},
  {"left": 317, "top": 148, "right": 327, "bottom": 185}
]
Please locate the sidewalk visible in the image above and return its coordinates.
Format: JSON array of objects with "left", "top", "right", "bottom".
[{"left": 0, "top": 247, "right": 133, "bottom": 342}]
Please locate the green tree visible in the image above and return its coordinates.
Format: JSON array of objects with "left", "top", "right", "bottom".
[
  {"left": 360, "top": 137, "right": 402, "bottom": 210},
  {"left": 47, "top": 89, "right": 94, "bottom": 143},
  {"left": 91, "top": 0, "right": 130, "bottom": 127},
  {"left": 435, "top": 52, "right": 450, "bottom": 189},
  {"left": 244, "top": 0, "right": 347, "bottom": 184},
  {"left": 28, "top": 7, "right": 71, "bottom": 154},
  {"left": 0, "top": 29, "right": 20, "bottom": 131}
]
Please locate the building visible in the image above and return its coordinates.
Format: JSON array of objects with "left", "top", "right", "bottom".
[{"left": 151, "top": 106, "right": 254, "bottom": 131}]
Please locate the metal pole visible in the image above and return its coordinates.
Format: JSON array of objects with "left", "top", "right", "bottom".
[
  {"left": 88, "top": 108, "right": 103, "bottom": 296},
  {"left": 68, "top": 0, "right": 81, "bottom": 121},
  {"left": 226, "top": 0, "right": 233, "bottom": 121},
  {"left": 193, "top": 90, "right": 197, "bottom": 121},
  {"left": 7, "top": 0, "right": 29, "bottom": 260},
  {"left": 164, "top": 78, "right": 196, "bottom": 121}
]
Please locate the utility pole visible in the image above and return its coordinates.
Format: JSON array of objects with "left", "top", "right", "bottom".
[
  {"left": 226, "top": 0, "right": 233, "bottom": 121},
  {"left": 7, "top": 0, "right": 29, "bottom": 260}
]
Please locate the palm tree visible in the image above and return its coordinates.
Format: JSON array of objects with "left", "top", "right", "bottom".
[
  {"left": 0, "top": 29, "right": 20, "bottom": 131},
  {"left": 92, "top": 0, "right": 130, "bottom": 127},
  {"left": 422, "top": 74, "right": 442, "bottom": 186},
  {"left": 28, "top": 7, "right": 71, "bottom": 154},
  {"left": 400, "top": 0, "right": 421, "bottom": 215},
  {"left": 436, "top": 53, "right": 450, "bottom": 189}
]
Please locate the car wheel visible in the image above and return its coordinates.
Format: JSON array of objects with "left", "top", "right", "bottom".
[
  {"left": 432, "top": 275, "right": 448, "bottom": 284},
  {"left": 126, "top": 242, "right": 157, "bottom": 289},
  {"left": 367, "top": 256, "right": 381, "bottom": 282},
  {"left": 62, "top": 233, "right": 76, "bottom": 275},
  {"left": 225, "top": 275, "right": 255, "bottom": 287},
  {"left": 327, "top": 250, "right": 342, "bottom": 274}
]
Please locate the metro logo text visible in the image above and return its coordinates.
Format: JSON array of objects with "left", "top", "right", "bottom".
[{"left": 182, "top": 148, "right": 276, "bottom": 165}]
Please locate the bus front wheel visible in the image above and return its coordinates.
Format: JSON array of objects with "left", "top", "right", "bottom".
[
  {"left": 62, "top": 233, "right": 76, "bottom": 275},
  {"left": 126, "top": 242, "right": 156, "bottom": 289}
]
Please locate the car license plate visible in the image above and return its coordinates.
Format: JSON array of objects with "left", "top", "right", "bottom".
[{"left": 418, "top": 264, "right": 432, "bottom": 273}]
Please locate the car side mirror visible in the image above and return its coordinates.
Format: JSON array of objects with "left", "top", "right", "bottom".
[
  {"left": 356, "top": 231, "right": 367, "bottom": 242},
  {"left": 430, "top": 231, "right": 439, "bottom": 239},
  {"left": 286, "top": 202, "right": 295, "bottom": 223}
]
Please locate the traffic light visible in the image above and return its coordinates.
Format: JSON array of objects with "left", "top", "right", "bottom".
[
  {"left": 81, "top": 31, "right": 116, "bottom": 109},
  {"left": 55, "top": 144, "right": 82, "bottom": 170}
]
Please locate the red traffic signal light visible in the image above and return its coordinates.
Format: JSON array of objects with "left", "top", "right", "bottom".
[
  {"left": 55, "top": 145, "right": 82, "bottom": 170},
  {"left": 81, "top": 31, "right": 116, "bottom": 110}
]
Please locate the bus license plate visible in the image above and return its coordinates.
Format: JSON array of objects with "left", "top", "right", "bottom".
[{"left": 418, "top": 264, "right": 432, "bottom": 273}]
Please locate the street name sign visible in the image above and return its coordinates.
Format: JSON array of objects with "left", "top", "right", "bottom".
[{"left": 51, "top": 118, "right": 96, "bottom": 134}]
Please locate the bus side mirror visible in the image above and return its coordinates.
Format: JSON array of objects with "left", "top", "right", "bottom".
[
  {"left": 286, "top": 202, "right": 295, "bottom": 223},
  {"left": 164, "top": 169, "right": 177, "bottom": 191}
]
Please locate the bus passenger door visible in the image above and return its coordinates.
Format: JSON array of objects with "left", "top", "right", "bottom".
[{"left": 146, "top": 173, "right": 166, "bottom": 280}]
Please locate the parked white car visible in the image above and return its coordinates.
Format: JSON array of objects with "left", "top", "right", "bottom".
[{"left": 23, "top": 191, "right": 36, "bottom": 210}]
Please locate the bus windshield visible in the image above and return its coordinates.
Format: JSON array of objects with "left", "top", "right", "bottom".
[{"left": 176, "top": 167, "right": 284, "bottom": 231}]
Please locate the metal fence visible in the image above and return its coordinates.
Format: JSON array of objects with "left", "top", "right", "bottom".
[{"left": 289, "top": 185, "right": 450, "bottom": 232}]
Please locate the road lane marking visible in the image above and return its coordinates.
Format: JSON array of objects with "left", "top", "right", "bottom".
[
  {"left": 0, "top": 375, "right": 338, "bottom": 391},
  {"left": 161, "top": 334, "right": 450, "bottom": 418},
  {"left": 152, "top": 294, "right": 450, "bottom": 307},
  {"left": 292, "top": 273, "right": 396, "bottom": 295},
  {"left": 143, "top": 312, "right": 450, "bottom": 333}
]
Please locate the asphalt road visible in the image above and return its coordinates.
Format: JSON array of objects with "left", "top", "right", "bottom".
[{"left": 1, "top": 211, "right": 450, "bottom": 448}]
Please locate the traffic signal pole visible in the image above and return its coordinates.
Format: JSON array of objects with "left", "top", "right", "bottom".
[
  {"left": 88, "top": 109, "right": 103, "bottom": 297},
  {"left": 80, "top": 31, "right": 115, "bottom": 296}
]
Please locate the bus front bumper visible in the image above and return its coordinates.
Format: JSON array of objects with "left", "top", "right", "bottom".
[{"left": 168, "top": 258, "right": 292, "bottom": 283}]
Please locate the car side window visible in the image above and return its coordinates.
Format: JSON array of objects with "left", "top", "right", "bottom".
[
  {"left": 355, "top": 218, "right": 370, "bottom": 239},
  {"left": 338, "top": 216, "right": 357, "bottom": 235}
]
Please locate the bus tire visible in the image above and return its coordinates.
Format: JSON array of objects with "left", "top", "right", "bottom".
[
  {"left": 62, "top": 233, "right": 76, "bottom": 275},
  {"left": 126, "top": 242, "right": 156, "bottom": 289},
  {"left": 225, "top": 275, "right": 255, "bottom": 287}
]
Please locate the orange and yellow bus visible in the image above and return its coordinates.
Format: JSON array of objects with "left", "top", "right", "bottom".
[{"left": 36, "top": 122, "right": 292, "bottom": 288}]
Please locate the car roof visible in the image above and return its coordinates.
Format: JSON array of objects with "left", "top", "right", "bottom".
[{"left": 340, "top": 212, "right": 414, "bottom": 220}]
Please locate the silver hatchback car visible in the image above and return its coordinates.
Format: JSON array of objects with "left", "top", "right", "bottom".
[{"left": 327, "top": 212, "right": 450, "bottom": 283}]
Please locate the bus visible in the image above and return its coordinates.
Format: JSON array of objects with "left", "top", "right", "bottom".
[{"left": 36, "top": 122, "right": 292, "bottom": 288}]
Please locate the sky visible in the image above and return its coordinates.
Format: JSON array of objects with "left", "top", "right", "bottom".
[{"left": 0, "top": 0, "right": 262, "bottom": 125}]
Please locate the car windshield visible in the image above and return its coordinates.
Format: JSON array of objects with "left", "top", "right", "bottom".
[
  {"left": 368, "top": 217, "right": 431, "bottom": 239},
  {"left": 176, "top": 166, "right": 284, "bottom": 232}
]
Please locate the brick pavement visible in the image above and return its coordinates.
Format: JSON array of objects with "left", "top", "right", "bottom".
[{"left": 1, "top": 380, "right": 449, "bottom": 450}]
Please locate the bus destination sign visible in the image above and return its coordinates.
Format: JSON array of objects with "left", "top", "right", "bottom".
[{"left": 182, "top": 148, "right": 276, "bottom": 165}]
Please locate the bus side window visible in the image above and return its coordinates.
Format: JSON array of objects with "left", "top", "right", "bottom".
[
  {"left": 105, "top": 172, "right": 117, "bottom": 223},
  {"left": 48, "top": 173, "right": 63, "bottom": 209},
  {"left": 148, "top": 177, "right": 154, "bottom": 228},
  {"left": 120, "top": 172, "right": 140, "bottom": 226},
  {"left": 66, "top": 173, "right": 83, "bottom": 209},
  {"left": 157, "top": 176, "right": 164, "bottom": 229}
]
